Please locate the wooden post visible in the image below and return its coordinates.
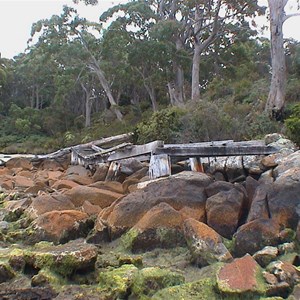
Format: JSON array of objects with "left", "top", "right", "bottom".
[
  {"left": 189, "top": 157, "right": 204, "bottom": 172},
  {"left": 149, "top": 154, "right": 171, "bottom": 179},
  {"left": 105, "top": 161, "right": 121, "bottom": 181}
]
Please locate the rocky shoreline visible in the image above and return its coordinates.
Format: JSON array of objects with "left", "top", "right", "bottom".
[{"left": 0, "top": 134, "right": 299, "bottom": 299}]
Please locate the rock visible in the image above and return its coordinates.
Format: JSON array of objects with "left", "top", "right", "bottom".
[
  {"left": 66, "top": 165, "right": 91, "bottom": 177},
  {"left": 268, "top": 137, "right": 297, "bottom": 152},
  {"left": 13, "top": 175, "right": 35, "bottom": 189},
  {"left": 122, "top": 178, "right": 140, "bottom": 194},
  {"left": 290, "top": 284, "right": 300, "bottom": 300},
  {"left": 63, "top": 174, "right": 93, "bottom": 186},
  {"left": 245, "top": 176, "right": 259, "bottom": 209},
  {"left": 234, "top": 219, "right": 281, "bottom": 257},
  {"left": 183, "top": 218, "right": 232, "bottom": 267},
  {"left": 92, "top": 163, "right": 109, "bottom": 182},
  {"left": 86, "top": 218, "right": 110, "bottom": 244},
  {"left": 217, "top": 254, "right": 267, "bottom": 297},
  {"left": 51, "top": 179, "right": 79, "bottom": 190},
  {"left": 262, "top": 154, "right": 279, "bottom": 168},
  {"left": 253, "top": 246, "right": 279, "bottom": 267},
  {"left": 205, "top": 181, "right": 238, "bottom": 198},
  {"left": 278, "top": 242, "right": 296, "bottom": 255},
  {"left": 81, "top": 201, "right": 102, "bottom": 216},
  {"left": 206, "top": 187, "right": 246, "bottom": 239},
  {"left": 247, "top": 184, "right": 272, "bottom": 222},
  {"left": 65, "top": 186, "right": 123, "bottom": 208},
  {"left": 225, "top": 156, "right": 245, "bottom": 182},
  {"left": 131, "top": 267, "right": 185, "bottom": 298},
  {"left": 0, "top": 286, "right": 58, "bottom": 300},
  {"left": 267, "top": 261, "right": 300, "bottom": 286},
  {"left": 273, "top": 151, "right": 300, "bottom": 178},
  {"left": 5, "top": 197, "right": 32, "bottom": 215},
  {"left": 119, "top": 158, "right": 144, "bottom": 175},
  {"left": 152, "top": 278, "right": 219, "bottom": 300},
  {"left": 5, "top": 157, "right": 33, "bottom": 171},
  {"left": 267, "top": 167, "right": 300, "bottom": 229},
  {"left": 26, "top": 193, "right": 75, "bottom": 219},
  {"left": 121, "top": 202, "right": 186, "bottom": 252},
  {"left": 259, "top": 169, "right": 275, "bottom": 185},
  {"left": 38, "top": 159, "right": 66, "bottom": 171},
  {"left": 89, "top": 181, "right": 124, "bottom": 194},
  {"left": 179, "top": 206, "right": 206, "bottom": 222},
  {"left": 31, "top": 268, "right": 65, "bottom": 288},
  {"left": 98, "top": 264, "right": 138, "bottom": 299},
  {"left": 243, "top": 155, "right": 265, "bottom": 175},
  {"left": 0, "top": 262, "right": 15, "bottom": 283},
  {"left": 31, "top": 210, "right": 92, "bottom": 244},
  {"left": 104, "top": 172, "right": 212, "bottom": 238}
]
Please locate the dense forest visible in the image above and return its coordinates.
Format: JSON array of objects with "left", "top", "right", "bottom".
[{"left": 0, "top": 0, "right": 300, "bottom": 154}]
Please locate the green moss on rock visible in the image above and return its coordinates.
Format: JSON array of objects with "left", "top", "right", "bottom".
[
  {"left": 98, "top": 264, "right": 138, "bottom": 299},
  {"left": 31, "top": 268, "right": 66, "bottom": 288},
  {"left": 120, "top": 228, "right": 139, "bottom": 251},
  {"left": 152, "top": 278, "right": 218, "bottom": 300},
  {"left": 131, "top": 267, "right": 185, "bottom": 298}
]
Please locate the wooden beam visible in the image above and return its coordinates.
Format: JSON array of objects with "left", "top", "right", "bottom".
[
  {"left": 84, "top": 132, "right": 134, "bottom": 147},
  {"left": 107, "top": 140, "right": 164, "bottom": 161},
  {"left": 156, "top": 141, "right": 277, "bottom": 157}
]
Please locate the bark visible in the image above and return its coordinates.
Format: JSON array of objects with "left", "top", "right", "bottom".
[
  {"left": 144, "top": 83, "right": 158, "bottom": 111},
  {"left": 90, "top": 62, "right": 123, "bottom": 121},
  {"left": 80, "top": 82, "right": 93, "bottom": 127},
  {"left": 191, "top": 44, "right": 201, "bottom": 102},
  {"left": 265, "top": 0, "right": 288, "bottom": 119}
]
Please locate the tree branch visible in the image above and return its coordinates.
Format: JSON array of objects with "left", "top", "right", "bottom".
[{"left": 283, "top": 12, "right": 300, "bottom": 23}]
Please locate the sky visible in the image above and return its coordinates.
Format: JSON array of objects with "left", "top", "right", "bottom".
[{"left": 0, "top": 0, "right": 300, "bottom": 59}]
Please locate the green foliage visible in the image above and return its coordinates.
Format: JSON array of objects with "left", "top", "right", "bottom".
[
  {"left": 285, "top": 103, "right": 300, "bottom": 145},
  {"left": 135, "top": 107, "right": 185, "bottom": 144}
]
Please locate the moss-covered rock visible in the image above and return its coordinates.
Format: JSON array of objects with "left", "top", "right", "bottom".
[
  {"left": 152, "top": 278, "right": 219, "bottom": 300},
  {"left": 31, "top": 268, "right": 66, "bottom": 288},
  {"left": 217, "top": 254, "right": 267, "bottom": 298},
  {"left": 0, "top": 262, "right": 15, "bottom": 283},
  {"left": 98, "top": 264, "right": 138, "bottom": 299},
  {"left": 131, "top": 267, "right": 185, "bottom": 298}
]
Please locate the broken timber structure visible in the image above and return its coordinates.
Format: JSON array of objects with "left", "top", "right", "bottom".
[{"left": 37, "top": 133, "right": 279, "bottom": 179}]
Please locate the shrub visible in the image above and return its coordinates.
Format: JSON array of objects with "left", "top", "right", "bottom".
[
  {"left": 135, "top": 107, "right": 185, "bottom": 144},
  {"left": 285, "top": 103, "right": 300, "bottom": 145}
]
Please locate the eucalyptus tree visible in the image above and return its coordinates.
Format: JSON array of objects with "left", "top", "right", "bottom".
[
  {"left": 266, "top": 0, "right": 300, "bottom": 119},
  {"left": 31, "top": 6, "right": 123, "bottom": 121}
]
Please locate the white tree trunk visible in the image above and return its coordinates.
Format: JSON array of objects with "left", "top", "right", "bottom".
[
  {"left": 191, "top": 44, "right": 201, "bottom": 102},
  {"left": 265, "top": 0, "right": 288, "bottom": 119}
]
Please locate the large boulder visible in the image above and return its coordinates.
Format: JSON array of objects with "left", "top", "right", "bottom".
[
  {"left": 26, "top": 193, "right": 75, "bottom": 219},
  {"left": 103, "top": 172, "right": 213, "bottom": 238},
  {"left": 247, "top": 183, "right": 272, "bottom": 222},
  {"left": 217, "top": 254, "right": 267, "bottom": 297},
  {"left": 31, "top": 210, "right": 92, "bottom": 244},
  {"left": 267, "top": 166, "right": 300, "bottom": 229},
  {"left": 234, "top": 218, "right": 281, "bottom": 257},
  {"left": 65, "top": 185, "right": 123, "bottom": 208},
  {"left": 122, "top": 202, "right": 186, "bottom": 252},
  {"left": 5, "top": 157, "right": 33, "bottom": 171},
  {"left": 206, "top": 186, "right": 246, "bottom": 239},
  {"left": 131, "top": 267, "right": 185, "bottom": 299},
  {"left": 183, "top": 218, "right": 232, "bottom": 267}
]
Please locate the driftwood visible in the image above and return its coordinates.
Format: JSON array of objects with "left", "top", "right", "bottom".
[{"left": 36, "top": 132, "right": 134, "bottom": 160}]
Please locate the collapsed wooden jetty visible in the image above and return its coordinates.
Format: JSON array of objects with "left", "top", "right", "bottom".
[{"left": 36, "top": 132, "right": 278, "bottom": 179}]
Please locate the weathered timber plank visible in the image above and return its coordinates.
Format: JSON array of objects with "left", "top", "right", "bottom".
[
  {"left": 165, "top": 140, "right": 234, "bottom": 148},
  {"left": 83, "top": 132, "right": 133, "bottom": 147},
  {"left": 149, "top": 154, "right": 171, "bottom": 179},
  {"left": 107, "top": 140, "right": 164, "bottom": 161},
  {"left": 90, "top": 142, "right": 132, "bottom": 157},
  {"left": 155, "top": 145, "right": 277, "bottom": 157}
]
